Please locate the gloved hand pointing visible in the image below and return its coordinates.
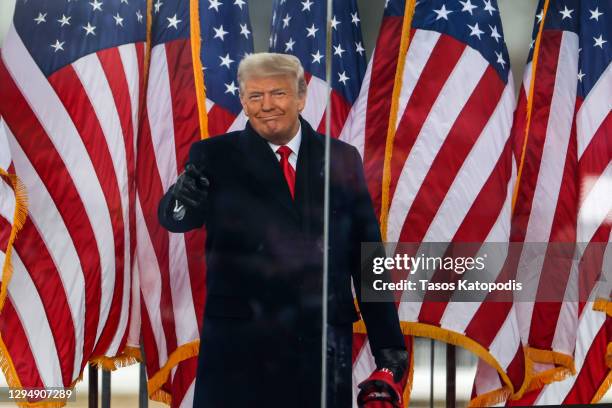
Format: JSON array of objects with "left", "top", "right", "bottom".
[{"left": 171, "top": 163, "right": 210, "bottom": 210}]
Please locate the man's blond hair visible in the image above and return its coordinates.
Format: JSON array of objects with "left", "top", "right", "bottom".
[{"left": 237, "top": 53, "right": 307, "bottom": 96}]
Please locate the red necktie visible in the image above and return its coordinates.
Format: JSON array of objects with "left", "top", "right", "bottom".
[{"left": 276, "top": 146, "right": 295, "bottom": 199}]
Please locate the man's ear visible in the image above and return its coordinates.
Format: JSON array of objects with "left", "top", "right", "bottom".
[
  {"left": 239, "top": 95, "right": 249, "bottom": 116},
  {"left": 297, "top": 92, "right": 306, "bottom": 112}
]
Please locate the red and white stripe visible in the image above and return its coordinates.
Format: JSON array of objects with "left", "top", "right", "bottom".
[{"left": 0, "top": 22, "right": 140, "bottom": 396}]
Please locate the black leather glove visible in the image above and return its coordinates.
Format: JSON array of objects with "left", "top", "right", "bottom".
[
  {"left": 374, "top": 348, "right": 409, "bottom": 382},
  {"left": 171, "top": 163, "right": 209, "bottom": 210}
]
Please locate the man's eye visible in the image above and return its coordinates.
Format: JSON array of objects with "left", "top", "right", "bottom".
[{"left": 249, "top": 95, "right": 262, "bottom": 100}]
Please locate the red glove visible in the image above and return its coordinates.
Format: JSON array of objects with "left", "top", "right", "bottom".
[{"left": 357, "top": 368, "right": 403, "bottom": 408}]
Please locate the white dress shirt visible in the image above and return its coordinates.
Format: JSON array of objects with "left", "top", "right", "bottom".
[{"left": 267, "top": 125, "right": 301, "bottom": 169}]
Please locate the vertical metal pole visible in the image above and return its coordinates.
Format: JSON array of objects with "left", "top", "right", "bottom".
[
  {"left": 101, "top": 370, "right": 111, "bottom": 408},
  {"left": 321, "top": 0, "right": 333, "bottom": 407},
  {"left": 139, "top": 360, "right": 149, "bottom": 408},
  {"left": 429, "top": 339, "right": 434, "bottom": 408},
  {"left": 88, "top": 364, "right": 98, "bottom": 408},
  {"left": 446, "top": 344, "right": 456, "bottom": 408}
]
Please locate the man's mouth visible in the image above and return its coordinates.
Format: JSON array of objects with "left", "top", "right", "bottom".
[{"left": 259, "top": 114, "right": 281, "bottom": 121}]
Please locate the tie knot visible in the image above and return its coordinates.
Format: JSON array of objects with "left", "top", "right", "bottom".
[{"left": 276, "top": 145, "right": 292, "bottom": 159}]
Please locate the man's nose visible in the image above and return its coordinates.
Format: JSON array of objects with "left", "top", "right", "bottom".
[{"left": 261, "top": 93, "right": 273, "bottom": 110}]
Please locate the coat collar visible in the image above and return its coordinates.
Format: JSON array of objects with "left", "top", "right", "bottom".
[{"left": 234, "top": 117, "right": 324, "bottom": 223}]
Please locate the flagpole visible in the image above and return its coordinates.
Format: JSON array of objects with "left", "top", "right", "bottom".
[
  {"left": 88, "top": 364, "right": 98, "bottom": 408},
  {"left": 446, "top": 344, "right": 455, "bottom": 407},
  {"left": 101, "top": 370, "right": 111, "bottom": 408},
  {"left": 429, "top": 339, "right": 434, "bottom": 408},
  {"left": 321, "top": 0, "right": 333, "bottom": 406}
]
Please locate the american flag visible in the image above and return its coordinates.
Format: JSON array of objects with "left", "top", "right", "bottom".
[
  {"left": 0, "top": 0, "right": 145, "bottom": 403},
  {"left": 471, "top": 0, "right": 611, "bottom": 405},
  {"left": 201, "top": 0, "right": 254, "bottom": 135},
  {"left": 135, "top": 0, "right": 253, "bottom": 406},
  {"left": 373, "top": 0, "right": 528, "bottom": 402},
  {"left": 269, "top": 0, "right": 367, "bottom": 138},
  {"left": 339, "top": 0, "right": 405, "bottom": 218}
]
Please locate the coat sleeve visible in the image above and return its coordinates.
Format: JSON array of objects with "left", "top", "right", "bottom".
[
  {"left": 347, "top": 146, "right": 406, "bottom": 354},
  {"left": 157, "top": 142, "right": 208, "bottom": 233}
]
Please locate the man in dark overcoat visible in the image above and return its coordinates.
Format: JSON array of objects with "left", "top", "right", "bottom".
[{"left": 158, "top": 53, "right": 408, "bottom": 408}]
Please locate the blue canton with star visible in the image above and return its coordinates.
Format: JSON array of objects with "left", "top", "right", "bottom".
[
  {"left": 199, "top": 0, "right": 254, "bottom": 115},
  {"left": 150, "top": 0, "right": 190, "bottom": 45},
  {"left": 268, "top": 0, "right": 367, "bottom": 105},
  {"left": 528, "top": 0, "right": 610, "bottom": 99},
  {"left": 411, "top": 0, "right": 511, "bottom": 83},
  {"left": 14, "top": 0, "right": 146, "bottom": 77}
]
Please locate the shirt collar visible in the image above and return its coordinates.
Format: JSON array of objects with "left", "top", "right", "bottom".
[{"left": 267, "top": 124, "right": 301, "bottom": 156}]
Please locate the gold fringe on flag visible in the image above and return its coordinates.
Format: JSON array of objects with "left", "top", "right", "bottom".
[
  {"left": 592, "top": 368, "right": 612, "bottom": 404},
  {"left": 90, "top": 346, "right": 142, "bottom": 371},
  {"left": 468, "top": 386, "right": 511, "bottom": 408},
  {"left": 593, "top": 297, "right": 612, "bottom": 317},
  {"left": 524, "top": 366, "right": 574, "bottom": 393},
  {"left": 468, "top": 347, "right": 535, "bottom": 407},
  {"left": 146, "top": 340, "right": 200, "bottom": 402},
  {"left": 525, "top": 347, "right": 576, "bottom": 385},
  {"left": 150, "top": 388, "right": 173, "bottom": 405},
  {"left": 0, "top": 168, "right": 28, "bottom": 313},
  {"left": 526, "top": 347, "right": 575, "bottom": 372}
]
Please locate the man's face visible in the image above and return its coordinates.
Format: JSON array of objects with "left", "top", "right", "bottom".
[{"left": 240, "top": 75, "right": 306, "bottom": 145}]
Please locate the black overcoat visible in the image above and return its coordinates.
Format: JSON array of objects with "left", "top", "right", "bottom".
[{"left": 158, "top": 117, "right": 404, "bottom": 407}]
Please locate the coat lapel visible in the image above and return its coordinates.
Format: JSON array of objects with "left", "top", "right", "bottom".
[
  {"left": 235, "top": 122, "right": 300, "bottom": 221},
  {"left": 294, "top": 118, "right": 324, "bottom": 235}
]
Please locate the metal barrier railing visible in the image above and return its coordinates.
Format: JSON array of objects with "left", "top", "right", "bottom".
[
  {"left": 87, "top": 363, "right": 149, "bottom": 408},
  {"left": 86, "top": 344, "right": 458, "bottom": 407}
]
